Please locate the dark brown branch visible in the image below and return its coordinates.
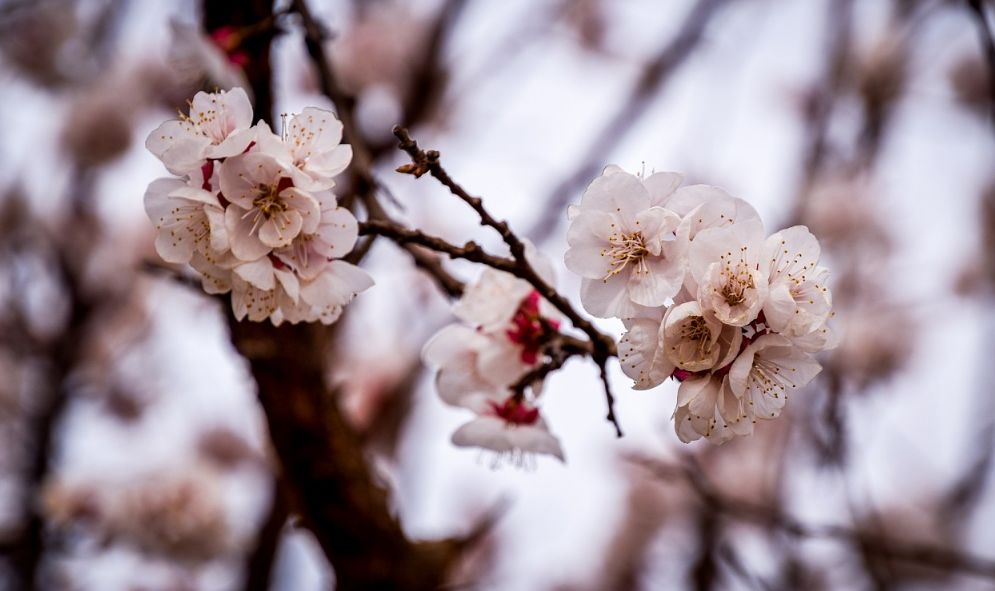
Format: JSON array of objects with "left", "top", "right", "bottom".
[
  {"left": 228, "top": 320, "right": 462, "bottom": 590},
  {"left": 359, "top": 220, "right": 518, "bottom": 273},
  {"left": 525, "top": 0, "right": 733, "bottom": 241},
  {"left": 509, "top": 334, "right": 591, "bottom": 396},
  {"left": 242, "top": 479, "right": 289, "bottom": 591},
  {"left": 391, "top": 127, "right": 622, "bottom": 436}
]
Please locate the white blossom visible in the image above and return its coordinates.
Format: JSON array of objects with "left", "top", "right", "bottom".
[
  {"left": 144, "top": 89, "right": 372, "bottom": 327},
  {"left": 762, "top": 225, "right": 832, "bottom": 335},
  {"left": 451, "top": 394, "right": 565, "bottom": 463},
  {"left": 143, "top": 178, "right": 225, "bottom": 264},
  {"left": 219, "top": 152, "right": 320, "bottom": 260},
  {"left": 565, "top": 166, "right": 684, "bottom": 318},
  {"left": 727, "top": 334, "right": 823, "bottom": 420},
  {"left": 274, "top": 192, "right": 359, "bottom": 280},
  {"left": 146, "top": 88, "right": 255, "bottom": 176},
  {"left": 256, "top": 109, "right": 353, "bottom": 191},
  {"left": 690, "top": 221, "right": 770, "bottom": 327}
]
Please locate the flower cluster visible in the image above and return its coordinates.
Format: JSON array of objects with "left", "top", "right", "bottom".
[
  {"left": 143, "top": 88, "right": 372, "bottom": 324},
  {"left": 422, "top": 247, "right": 566, "bottom": 464},
  {"left": 565, "top": 166, "right": 838, "bottom": 443}
]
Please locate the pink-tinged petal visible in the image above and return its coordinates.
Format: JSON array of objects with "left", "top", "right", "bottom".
[
  {"left": 765, "top": 225, "right": 821, "bottom": 282},
  {"left": 579, "top": 169, "right": 651, "bottom": 226},
  {"left": 300, "top": 260, "right": 373, "bottom": 310},
  {"left": 143, "top": 177, "right": 186, "bottom": 224},
  {"left": 676, "top": 374, "right": 714, "bottom": 408},
  {"left": 168, "top": 186, "right": 220, "bottom": 207},
  {"left": 476, "top": 338, "right": 530, "bottom": 387},
  {"left": 642, "top": 171, "right": 684, "bottom": 206},
  {"left": 258, "top": 209, "right": 303, "bottom": 248},
  {"left": 316, "top": 207, "right": 359, "bottom": 258},
  {"left": 451, "top": 417, "right": 511, "bottom": 453},
  {"left": 203, "top": 206, "right": 229, "bottom": 253},
  {"left": 253, "top": 121, "right": 293, "bottom": 161},
  {"left": 762, "top": 282, "right": 796, "bottom": 333},
  {"left": 307, "top": 144, "right": 352, "bottom": 179},
  {"left": 566, "top": 209, "right": 617, "bottom": 247},
  {"left": 218, "top": 153, "right": 285, "bottom": 209},
  {"left": 288, "top": 107, "right": 344, "bottom": 157},
  {"left": 619, "top": 318, "right": 673, "bottom": 390},
  {"left": 423, "top": 324, "right": 480, "bottom": 367},
  {"left": 579, "top": 274, "right": 637, "bottom": 318},
  {"left": 222, "top": 87, "right": 254, "bottom": 129},
  {"left": 146, "top": 121, "right": 211, "bottom": 174},
  {"left": 280, "top": 188, "right": 321, "bottom": 234},
  {"left": 452, "top": 269, "right": 529, "bottom": 329},
  {"left": 688, "top": 222, "right": 765, "bottom": 284},
  {"left": 506, "top": 424, "right": 565, "bottom": 461},
  {"left": 790, "top": 321, "right": 840, "bottom": 352},
  {"left": 564, "top": 244, "right": 610, "bottom": 279},
  {"left": 208, "top": 126, "right": 256, "bottom": 159},
  {"left": 633, "top": 206, "right": 680, "bottom": 247},
  {"left": 190, "top": 251, "right": 232, "bottom": 295},
  {"left": 224, "top": 205, "right": 271, "bottom": 261},
  {"left": 233, "top": 257, "right": 275, "bottom": 290},
  {"left": 275, "top": 268, "right": 300, "bottom": 303},
  {"left": 673, "top": 405, "right": 703, "bottom": 443},
  {"left": 627, "top": 255, "right": 684, "bottom": 307},
  {"left": 686, "top": 376, "right": 721, "bottom": 424}
]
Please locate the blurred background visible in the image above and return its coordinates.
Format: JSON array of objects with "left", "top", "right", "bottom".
[{"left": 0, "top": 0, "right": 994, "bottom": 588}]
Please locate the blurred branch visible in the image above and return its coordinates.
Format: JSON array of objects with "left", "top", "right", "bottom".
[
  {"left": 227, "top": 320, "right": 462, "bottom": 589},
  {"left": 526, "top": 0, "right": 734, "bottom": 241},
  {"left": 633, "top": 455, "right": 995, "bottom": 581},
  {"left": 392, "top": 126, "right": 623, "bottom": 436},
  {"left": 242, "top": 479, "right": 289, "bottom": 591},
  {"left": 968, "top": 0, "right": 995, "bottom": 129}
]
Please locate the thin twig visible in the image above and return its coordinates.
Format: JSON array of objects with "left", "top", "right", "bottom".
[{"left": 392, "top": 127, "right": 623, "bottom": 436}]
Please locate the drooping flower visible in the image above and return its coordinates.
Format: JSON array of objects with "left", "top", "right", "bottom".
[
  {"left": 146, "top": 88, "right": 255, "bottom": 176},
  {"left": 565, "top": 167, "right": 684, "bottom": 318},
  {"left": 451, "top": 394, "right": 565, "bottom": 464},
  {"left": 672, "top": 375, "right": 753, "bottom": 444}
]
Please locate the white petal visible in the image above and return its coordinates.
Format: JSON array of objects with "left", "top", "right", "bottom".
[
  {"left": 579, "top": 169, "right": 651, "bottom": 227},
  {"left": 258, "top": 209, "right": 303, "bottom": 248},
  {"left": 224, "top": 205, "right": 272, "bottom": 261},
  {"left": 642, "top": 171, "right": 684, "bottom": 206},
  {"left": 234, "top": 257, "right": 275, "bottom": 290}
]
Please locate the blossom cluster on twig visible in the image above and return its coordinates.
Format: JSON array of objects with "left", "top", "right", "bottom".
[
  {"left": 565, "top": 166, "right": 838, "bottom": 443},
  {"left": 143, "top": 88, "right": 372, "bottom": 325}
]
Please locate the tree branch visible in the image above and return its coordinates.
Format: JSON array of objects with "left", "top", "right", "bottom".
[
  {"left": 391, "top": 127, "right": 623, "bottom": 436},
  {"left": 633, "top": 455, "right": 995, "bottom": 581}
]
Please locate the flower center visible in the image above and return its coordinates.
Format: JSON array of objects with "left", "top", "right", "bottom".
[
  {"left": 506, "top": 291, "right": 559, "bottom": 364},
  {"left": 602, "top": 231, "right": 648, "bottom": 280},
  {"left": 719, "top": 259, "right": 755, "bottom": 306},
  {"left": 680, "top": 316, "right": 713, "bottom": 357},
  {"left": 489, "top": 398, "right": 540, "bottom": 425},
  {"left": 252, "top": 178, "right": 294, "bottom": 219}
]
